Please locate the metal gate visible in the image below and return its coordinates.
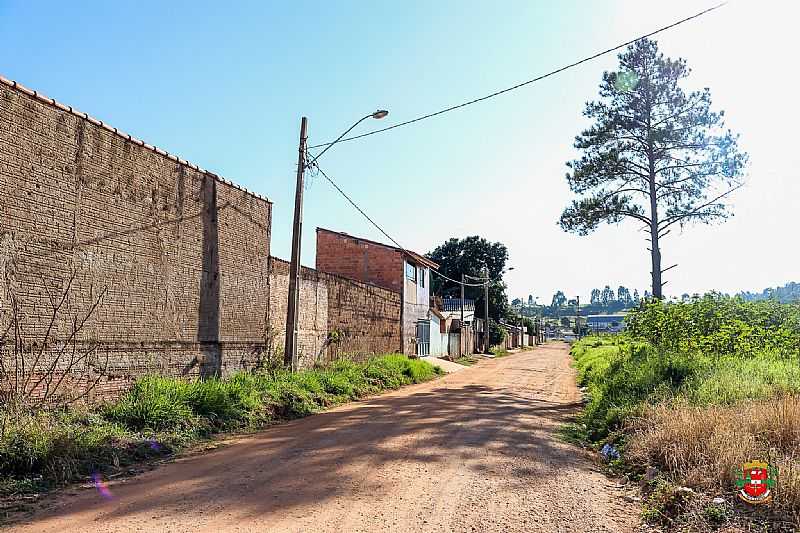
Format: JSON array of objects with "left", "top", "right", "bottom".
[{"left": 415, "top": 320, "right": 430, "bottom": 356}]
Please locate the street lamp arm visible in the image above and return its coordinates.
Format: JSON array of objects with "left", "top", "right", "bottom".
[
  {"left": 284, "top": 109, "right": 387, "bottom": 370},
  {"left": 306, "top": 110, "right": 388, "bottom": 168}
]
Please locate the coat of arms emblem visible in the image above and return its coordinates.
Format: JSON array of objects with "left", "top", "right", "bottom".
[{"left": 733, "top": 461, "right": 777, "bottom": 504}]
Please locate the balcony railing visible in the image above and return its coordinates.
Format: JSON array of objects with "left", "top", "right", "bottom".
[{"left": 441, "top": 298, "right": 475, "bottom": 313}]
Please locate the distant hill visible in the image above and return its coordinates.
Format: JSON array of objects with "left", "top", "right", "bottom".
[{"left": 736, "top": 282, "right": 800, "bottom": 303}]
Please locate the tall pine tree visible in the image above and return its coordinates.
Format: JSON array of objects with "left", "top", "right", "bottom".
[{"left": 560, "top": 39, "right": 747, "bottom": 298}]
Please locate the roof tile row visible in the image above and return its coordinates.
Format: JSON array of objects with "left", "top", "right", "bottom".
[{"left": 0, "top": 74, "right": 270, "bottom": 204}]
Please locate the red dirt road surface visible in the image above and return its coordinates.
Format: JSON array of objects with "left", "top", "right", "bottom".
[{"left": 9, "top": 344, "right": 638, "bottom": 532}]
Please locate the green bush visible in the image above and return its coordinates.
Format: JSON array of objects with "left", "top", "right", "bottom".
[
  {"left": 317, "top": 369, "right": 356, "bottom": 399},
  {"left": 626, "top": 295, "right": 800, "bottom": 358},
  {"left": 404, "top": 357, "right": 442, "bottom": 382},
  {"left": 327, "top": 358, "right": 375, "bottom": 396},
  {"left": 571, "top": 297, "right": 800, "bottom": 442}
]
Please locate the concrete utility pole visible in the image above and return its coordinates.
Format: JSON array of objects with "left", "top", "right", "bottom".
[
  {"left": 576, "top": 295, "right": 581, "bottom": 340},
  {"left": 460, "top": 273, "right": 465, "bottom": 356},
  {"left": 483, "top": 265, "right": 490, "bottom": 354},
  {"left": 284, "top": 117, "right": 308, "bottom": 371},
  {"left": 283, "top": 111, "right": 388, "bottom": 371}
]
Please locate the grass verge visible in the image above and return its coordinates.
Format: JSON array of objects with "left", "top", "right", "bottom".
[
  {"left": 490, "top": 346, "right": 511, "bottom": 357},
  {"left": 0, "top": 354, "right": 443, "bottom": 500},
  {"left": 567, "top": 296, "right": 800, "bottom": 530},
  {"left": 454, "top": 355, "right": 480, "bottom": 366}
]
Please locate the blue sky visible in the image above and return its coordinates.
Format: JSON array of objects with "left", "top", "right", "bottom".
[{"left": 2, "top": 0, "right": 798, "bottom": 303}]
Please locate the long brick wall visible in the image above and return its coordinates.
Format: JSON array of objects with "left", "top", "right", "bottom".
[
  {"left": 0, "top": 77, "right": 272, "bottom": 400},
  {"left": 0, "top": 76, "right": 403, "bottom": 402},
  {"left": 268, "top": 257, "right": 401, "bottom": 367}
]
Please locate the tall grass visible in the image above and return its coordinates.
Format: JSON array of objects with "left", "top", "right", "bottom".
[
  {"left": 627, "top": 397, "right": 800, "bottom": 517},
  {"left": 0, "top": 354, "right": 443, "bottom": 493},
  {"left": 570, "top": 297, "right": 800, "bottom": 526}
]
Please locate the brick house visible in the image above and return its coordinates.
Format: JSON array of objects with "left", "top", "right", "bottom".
[{"left": 316, "top": 228, "right": 439, "bottom": 356}]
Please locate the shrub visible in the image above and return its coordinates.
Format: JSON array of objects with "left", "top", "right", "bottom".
[
  {"left": 317, "top": 370, "right": 357, "bottom": 400},
  {"left": 625, "top": 295, "right": 800, "bottom": 358},
  {"left": 404, "top": 357, "right": 442, "bottom": 382},
  {"left": 328, "top": 358, "right": 375, "bottom": 396},
  {"left": 488, "top": 321, "right": 507, "bottom": 346}
]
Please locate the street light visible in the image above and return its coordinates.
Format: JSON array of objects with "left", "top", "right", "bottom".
[
  {"left": 284, "top": 110, "right": 389, "bottom": 371},
  {"left": 306, "top": 110, "right": 389, "bottom": 168}
]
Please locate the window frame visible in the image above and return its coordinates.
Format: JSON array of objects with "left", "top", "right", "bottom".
[
  {"left": 405, "top": 261, "right": 417, "bottom": 282},
  {"left": 419, "top": 267, "right": 426, "bottom": 288}
]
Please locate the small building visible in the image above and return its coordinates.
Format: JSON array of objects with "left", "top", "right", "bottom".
[
  {"left": 440, "top": 297, "right": 475, "bottom": 323},
  {"left": 499, "top": 322, "right": 526, "bottom": 350},
  {"left": 316, "top": 228, "right": 439, "bottom": 356},
  {"left": 586, "top": 314, "right": 626, "bottom": 333},
  {"left": 430, "top": 297, "right": 478, "bottom": 357}
]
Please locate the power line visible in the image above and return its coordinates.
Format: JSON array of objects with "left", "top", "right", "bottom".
[
  {"left": 310, "top": 161, "right": 488, "bottom": 288},
  {"left": 308, "top": 2, "right": 726, "bottom": 150}
]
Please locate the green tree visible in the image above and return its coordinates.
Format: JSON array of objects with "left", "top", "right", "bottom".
[
  {"left": 427, "top": 236, "right": 510, "bottom": 321},
  {"left": 590, "top": 288, "right": 601, "bottom": 305},
  {"left": 617, "top": 285, "right": 631, "bottom": 305},
  {"left": 551, "top": 291, "right": 567, "bottom": 309},
  {"left": 601, "top": 285, "right": 615, "bottom": 306},
  {"left": 559, "top": 39, "right": 747, "bottom": 299}
]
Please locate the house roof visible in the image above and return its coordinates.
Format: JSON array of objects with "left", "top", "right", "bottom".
[
  {"left": 316, "top": 227, "right": 439, "bottom": 270},
  {"left": 0, "top": 74, "right": 269, "bottom": 204}
]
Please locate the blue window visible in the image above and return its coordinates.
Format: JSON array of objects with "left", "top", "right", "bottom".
[{"left": 405, "top": 261, "right": 417, "bottom": 282}]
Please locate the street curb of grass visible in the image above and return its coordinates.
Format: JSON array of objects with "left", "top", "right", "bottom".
[{"left": 1, "top": 363, "right": 448, "bottom": 527}]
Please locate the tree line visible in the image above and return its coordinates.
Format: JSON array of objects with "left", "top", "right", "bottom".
[{"left": 735, "top": 281, "right": 800, "bottom": 304}]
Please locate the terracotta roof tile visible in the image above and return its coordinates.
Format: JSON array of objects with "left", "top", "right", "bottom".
[{"left": 0, "top": 74, "right": 271, "bottom": 204}]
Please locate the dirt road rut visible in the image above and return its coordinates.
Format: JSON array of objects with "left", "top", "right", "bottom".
[{"left": 10, "top": 343, "right": 637, "bottom": 532}]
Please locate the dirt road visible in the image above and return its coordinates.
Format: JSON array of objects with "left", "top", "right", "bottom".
[{"left": 10, "top": 344, "right": 637, "bottom": 532}]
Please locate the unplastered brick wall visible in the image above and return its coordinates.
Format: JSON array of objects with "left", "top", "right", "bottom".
[
  {"left": 268, "top": 257, "right": 401, "bottom": 367},
  {"left": 0, "top": 76, "right": 272, "bottom": 400},
  {"left": 316, "top": 228, "right": 403, "bottom": 293}
]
